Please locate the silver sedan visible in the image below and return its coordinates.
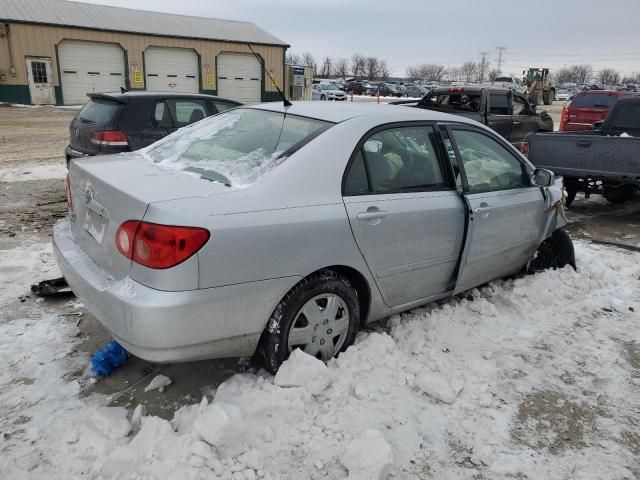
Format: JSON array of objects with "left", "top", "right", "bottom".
[{"left": 54, "top": 102, "right": 574, "bottom": 372}]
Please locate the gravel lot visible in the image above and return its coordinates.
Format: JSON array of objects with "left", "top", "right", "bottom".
[{"left": 1, "top": 104, "right": 638, "bottom": 479}]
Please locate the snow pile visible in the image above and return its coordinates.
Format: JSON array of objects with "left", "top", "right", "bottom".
[
  {"left": 274, "top": 348, "right": 332, "bottom": 394},
  {"left": 1, "top": 242, "right": 639, "bottom": 479},
  {"left": 91, "top": 407, "right": 131, "bottom": 439},
  {"left": 340, "top": 429, "right": 394, "bottom": 480},
  {"left": 0, "top": 241, "right": 60, "bottom": 306}
]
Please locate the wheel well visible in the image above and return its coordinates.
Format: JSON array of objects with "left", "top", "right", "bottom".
[{"left": 317, "top": 265, "right": 371, "bottom": 322}]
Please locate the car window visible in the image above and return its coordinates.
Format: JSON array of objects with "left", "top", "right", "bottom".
[
  {"left": 345, "top": 126, "right": 446, "bottom": 194},
  {"left": 422, "top": 92, "right": 482, "bottom": 113},
  {"left": 571, "top": 93, "right": 618, "bottom": 108},
  {"left": 166, "top": 99, "right": 208, "bottom": 127},
  {"left": 152, "top": 101, "right": 173, "bottom": 128},
  {"left": 489, "top": 93, "right": 510, "bottom": 115},
  {"left": 513, "top": 95, "right": 527, "bottom": 115},
  {"left": 608, "top": 103, "right": 640, "bottom": 130},
  {"left": 213, "top": 101, "right": 236, "bottom": 114},
  {"left": 77, "top": 99, "right": 121, "bottom": 124},
  {"left": 343, "top": 151, "right": 369, "bottom": 195},
  {"left": 451, "top": 129, "right": 528, "bottom": 192}
]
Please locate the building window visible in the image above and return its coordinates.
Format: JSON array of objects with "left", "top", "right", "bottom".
[{"left": 31, "top": 61, "right": 48, "bottom": 84}]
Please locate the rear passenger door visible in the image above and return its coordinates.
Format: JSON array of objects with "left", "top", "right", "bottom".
[
  {"left": 487, "top": 91, "right": 513, "bottom": 140},
  {"left": 444, "top": 126, "right": 545, "bottom": 293},
  {"left": 342, "top": 123, "right": 466, "bottom": 307}
]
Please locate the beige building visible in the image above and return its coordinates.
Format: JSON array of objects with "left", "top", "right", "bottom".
[{"left": 0, "top": 0, "right": 288, "bottom": 105}]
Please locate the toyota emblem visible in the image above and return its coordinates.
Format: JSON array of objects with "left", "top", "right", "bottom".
[{"left": 75, "top": 128, "right": 80, "bottom": 137}]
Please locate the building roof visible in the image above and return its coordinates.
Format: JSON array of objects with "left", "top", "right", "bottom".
[{"left": 0, "top": 0, "right": 289, "bottom": 47}]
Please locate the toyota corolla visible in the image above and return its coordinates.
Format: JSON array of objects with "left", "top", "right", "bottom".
[{"left": 54, "top": 102, "right": 574, "bottom": 373}]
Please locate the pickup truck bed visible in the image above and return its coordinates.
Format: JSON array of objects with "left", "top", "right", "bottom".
[{"left": 528, "top": 133, "right": 640, "bottom": 183}]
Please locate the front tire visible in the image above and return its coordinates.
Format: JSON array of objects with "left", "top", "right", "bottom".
[
  {"left": 257, "top": 270, "right": 360, "bottom": 374},
  {"left": 529, "top": 228, "right": 576, "bottom": 272},
  {"left": 603, "top": 184, "right": 635, "bottom": 205},
  {"left": 320, "top": 94, "right": 326, "bottom": 101}
]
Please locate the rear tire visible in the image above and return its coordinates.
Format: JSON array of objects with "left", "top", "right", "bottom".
[
  {"left": 320, "top": 94, "right": 326, "bottom": 101},
  {"left": 564, "top": 183, "right": 578, "bottom": 207},
  {"left": 543, "top": 90, "right": 554, "bottom": 105},
  {"left": 257, "top": 270, "right": 360, "bottom": 374},
  {"left": 529, "top": 228, "right": 576, "bottom": 273}
]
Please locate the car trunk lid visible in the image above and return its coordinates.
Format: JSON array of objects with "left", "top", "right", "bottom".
[{"left": 67, "top": 154, "right": 227, "bottom": 280}]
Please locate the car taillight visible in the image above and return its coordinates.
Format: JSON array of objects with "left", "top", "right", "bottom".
[
  {"left": 559, "top": 104, "right": 569, "bottom": 132},
  {"left": 520, "top": 142, "right": 529, "bottom": 155},
  {"left": 91, "top": 130, "right": 128, "bottom": 146},
  {"left": 115, "top": 221, "right": 210, "bottom": 269},
  {"left": 65, "top": 173, "right": 73, "bottom": 211},
  {"left": 448, "top": 87, "right": 464, "bottom": 92}
]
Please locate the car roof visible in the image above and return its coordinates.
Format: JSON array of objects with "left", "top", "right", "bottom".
[
  {"left": 87, "top": 91, "right": 242, "bottom": 104},
  {"left": 247, "top": 100, "right": 482, "bottom": 125},
  {"left": 430, "top": 86, "right": 511, "bottom": 94}
]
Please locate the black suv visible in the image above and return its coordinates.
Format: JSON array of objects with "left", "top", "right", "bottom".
[{"left": 65, "top": 91, "right": 241, "bottom": 166}]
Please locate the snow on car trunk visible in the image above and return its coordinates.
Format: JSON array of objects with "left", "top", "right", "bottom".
[{"left": 1, "top": 242, "right": 639, "bottom": 479}]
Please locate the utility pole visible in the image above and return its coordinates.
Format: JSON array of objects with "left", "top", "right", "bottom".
[
  {"left": 496, "top": 46, "right": 506, "bottom": 72},
  {"left": 478, "top": 51, "right": 489, "bottom": 82}
]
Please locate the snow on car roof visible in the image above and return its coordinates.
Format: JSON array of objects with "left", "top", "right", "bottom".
[{"left": 248, "top": 101, "right": 481, "bottom": 125}]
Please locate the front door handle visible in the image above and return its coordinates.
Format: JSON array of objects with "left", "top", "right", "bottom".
[
  {"left": 513, "top": 121, "right": 521, "bottom": 125},
  {"left": 474, "top": 202, "right": 491, "bottom": 218},
  {"left": 357, "top": 210, "right": 388, "bottom": 221}
]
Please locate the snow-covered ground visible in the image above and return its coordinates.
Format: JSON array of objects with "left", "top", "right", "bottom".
[{"left": 1, "top": 241, "right": 639, "bottom": 479}]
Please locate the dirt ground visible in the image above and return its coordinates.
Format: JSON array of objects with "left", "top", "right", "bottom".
[{"left": 1, "top": 103, "right": 638, "bottom": 423}]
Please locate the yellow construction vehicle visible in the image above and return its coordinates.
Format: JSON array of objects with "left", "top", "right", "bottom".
[{"left": 523, "top": 68, "right": 556, "bottom": 106}]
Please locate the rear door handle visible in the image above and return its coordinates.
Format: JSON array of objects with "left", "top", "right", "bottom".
[
  {"left": 513, "top": 121, "right": 521, "bottom": 125},
  {"left": 576, "top": 140, "right": 591, "bottom": 147},
  {"left": 357, "top": 210, "right": 388, "bottom": 220}
]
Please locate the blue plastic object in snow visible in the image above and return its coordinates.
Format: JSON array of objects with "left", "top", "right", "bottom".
[{"left": 91, "top": 340, "right": 128, "bottom": 377}]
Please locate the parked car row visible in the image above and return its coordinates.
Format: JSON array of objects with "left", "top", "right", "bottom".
[{"left": 59, "top": 93, "right": 574, "bottom": 372}]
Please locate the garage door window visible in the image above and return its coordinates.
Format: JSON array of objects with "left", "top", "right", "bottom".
[{"left": 167, "top": 99, "right": 208, "bottom": 127}]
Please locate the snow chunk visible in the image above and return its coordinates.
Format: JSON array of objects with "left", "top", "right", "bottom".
[
  {"left": 238, "top": 448, "right": 265, "bottom": 470},
  {"left": 274, "top": 349, "right": 331, "bottom": 395},
  {"left": 91, "top": 407, "right": 131, "bottom": 439},
  {"left": 340, "top": 429, "right": 394, "bottom": 480},
  {"left": 415, "top": 371, "right": 464, "bottom": 404},
  {"left": 144, "top": 374, "right": 172, "bottom": 393},
  {"left": 194, "top": 402, "right": 245, "bottom": 447}
]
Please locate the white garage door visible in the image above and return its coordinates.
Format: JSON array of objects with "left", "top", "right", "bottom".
[
  {"left": 145, "top": 47, "right": 198, "bottom": 93},
  {"left": 217, "top": 54, "right": 261, "bottom": 104},
  {"left": 58, "top": 41, "right": 125, "bottom": 105}
]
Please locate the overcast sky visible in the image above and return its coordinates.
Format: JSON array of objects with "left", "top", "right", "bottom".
[{"left": 79, "top": 0, "right": 640, "bottom": 78}]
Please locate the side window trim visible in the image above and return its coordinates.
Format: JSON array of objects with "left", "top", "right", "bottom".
[
  {"left": 445, "top": 124, "right": 531, "bottom": 194},
  {"left": 341, "top": 121, "right": 455, "bottom": 196}
]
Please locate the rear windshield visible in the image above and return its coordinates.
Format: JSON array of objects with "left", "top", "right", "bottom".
[
  {"left": 494, "top": 77, "right": 513, "bottom": 83},
  {"left": 421, "top": 92, "right": 482, "bottom": 113},
  {"left": 76, "top": 99, "right": 121, "bottom": 124},
  {"left": 571, "top": 93, "right": 618, "bottom": 109},
  {"left": 141, "top": 108, "right": 332, "bottom": 188}
]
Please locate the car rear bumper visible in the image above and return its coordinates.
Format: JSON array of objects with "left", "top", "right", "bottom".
[
  {"left": 52, "top": 218, "right": 299, "bottom": 363},
  {"left": 565, "top": 122, "right": 594, "bottom": 131},
  {"left": 65, "top": 145, "right": 89, "bottom": 167}
]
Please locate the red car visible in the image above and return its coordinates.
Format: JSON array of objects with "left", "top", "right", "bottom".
[{"left": 560, "top": 90, "right": 633, "bottom": 131}]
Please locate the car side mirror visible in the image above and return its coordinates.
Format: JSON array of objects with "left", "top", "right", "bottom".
[{"left": 531, "top": 168, "right": 555, "bottom": 187}]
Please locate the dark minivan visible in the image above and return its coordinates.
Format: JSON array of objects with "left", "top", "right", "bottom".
[{"left": 65, "top": 91, "right": 241, "bottom": 166}]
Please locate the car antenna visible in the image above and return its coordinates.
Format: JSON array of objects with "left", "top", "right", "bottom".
[{"left": 247, "top": 44, "right": 291, "bottom": 107}]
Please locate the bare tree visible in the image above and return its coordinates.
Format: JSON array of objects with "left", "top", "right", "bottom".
[
  {"left": 334, "top": 58, "right": 350, "bottom": 79},
  {"left": 446, "top": 66, "right": 462, "bottom": 82},
  {"left": 351, "top": 53, "right": 366, "bottom": 79},
  {"left": 320, "top": 56, "right": 334, "bottom": 78},
  {"left": 365, "top": 56, "right": 380, "bottom": 81},
  {"left": 488, "top": 69, "right": 501, "bottom": 81},
  {"left": 571, "top": 64, "right": 593, "bottom": 84},
  {"left": 406, "top": 63, "right": 446, "bottom": 82},
  {"left": 554, "top": 66, "right": 573, "bottom": 84},
  {"left": 379, "top": 60, "right": 391, "bottom": 81},
  {"left": 460, "top": 61, "right": 477, "bottom": 83},
  {"left": 301, "top": 52, "right": 317, "bottom": 77},
  {"left": 597, "top": 68, "right": 620, "bottom": 85},
  {"left": 285, "top": 52, "right": 302, "bottom": 65}
]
